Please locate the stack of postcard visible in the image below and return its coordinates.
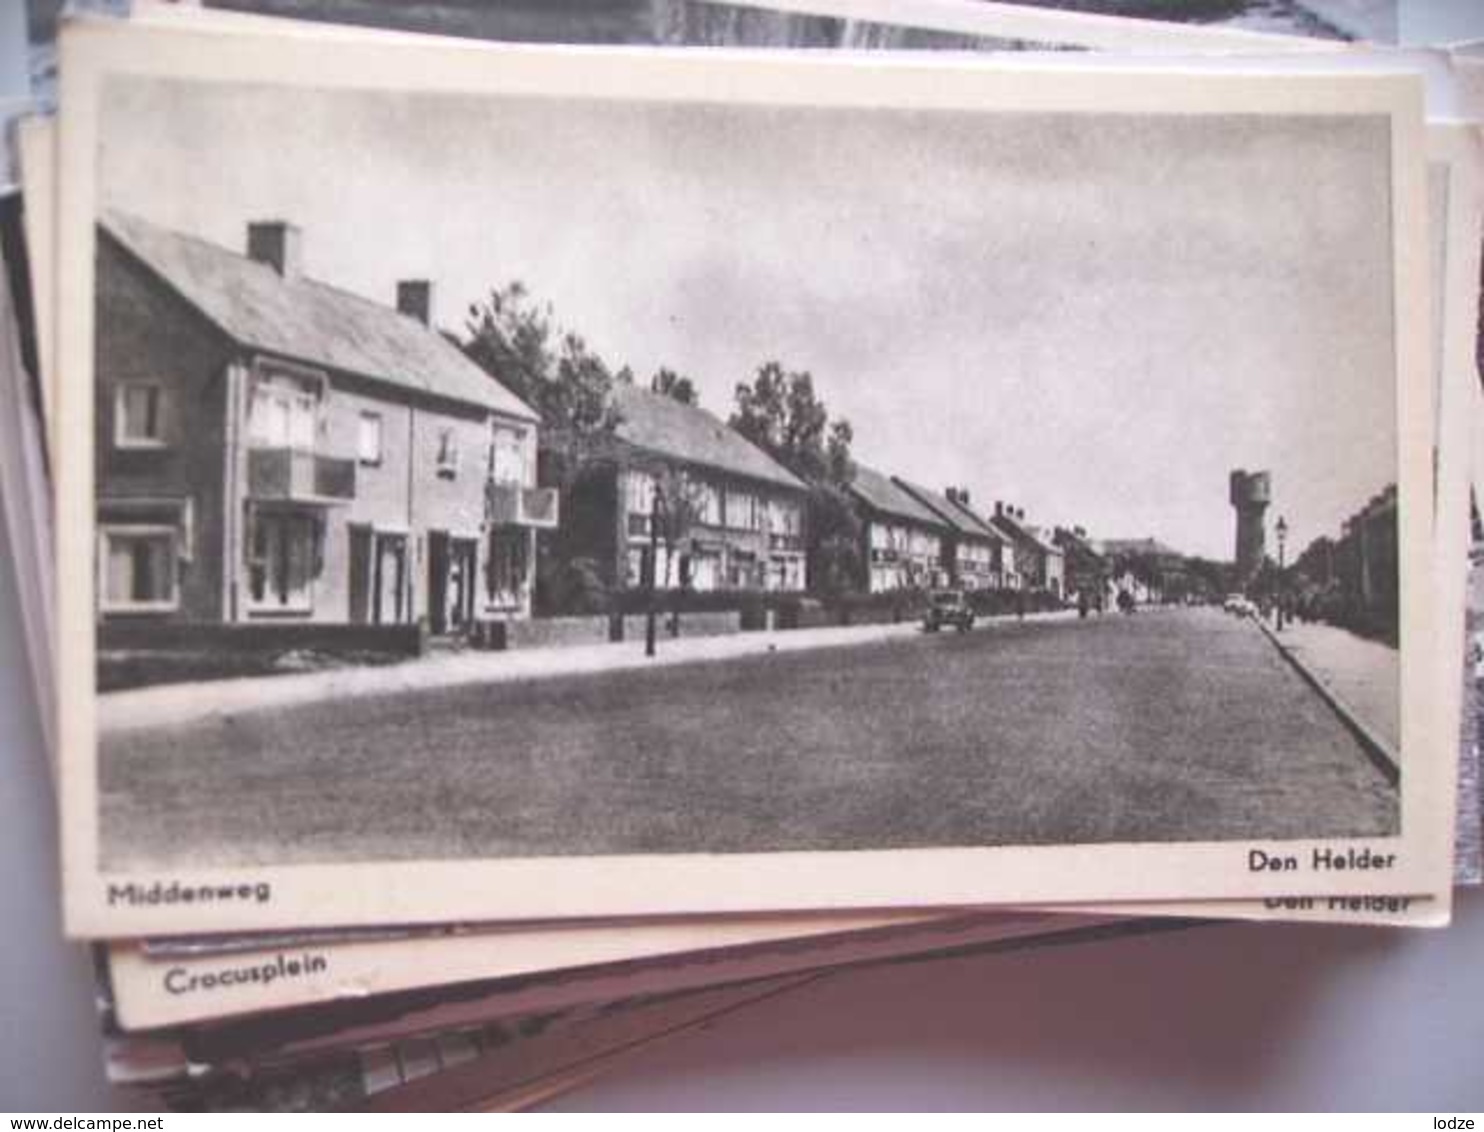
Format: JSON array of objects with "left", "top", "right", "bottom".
[{"left": 4, "top": 0, "right": 1484, "bottom": 1111}]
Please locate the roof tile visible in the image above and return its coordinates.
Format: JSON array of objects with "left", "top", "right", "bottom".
[
  {"left": 102, "top": 211, "right": 538, "bottom": 422},
  {"left": 610, "top": 382, "right": 806, "bottom": 492}
]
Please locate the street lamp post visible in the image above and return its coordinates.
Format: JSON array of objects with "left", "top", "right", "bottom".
[
  {"left": 646, "top": 481, "right": 664, "bottom": 658},
  {"left": 1275, "top": 515, "right": 1288, "bottom": 632}
]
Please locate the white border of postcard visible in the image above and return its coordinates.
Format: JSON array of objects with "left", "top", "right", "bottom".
[
  {"left": 13, "top": 109, "right": 1459, "bottom": 1029},
  {"left": 15, "top": 80, "right": 1466, "bottom": 1043},
  {"left": 56, "top": 18, "right": 1454, "bottom": 936}
]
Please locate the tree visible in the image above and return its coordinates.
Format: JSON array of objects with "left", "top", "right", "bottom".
[
  {"left": 463, "top": 283, "right": 624, "bottom": 457},
  {"left": 731, "top": 361, "right": 861, "bottom": 595},
  {"left": 651, "top": 367, "right": 698, "bottom": 406},
  {"left": 464, "top": 282, "right": 628, "bottom": 616},
  {"left": 731, "top": 361, "right": 851, "bottom": 487},
  {"left": 826, "top": 418, "right": 855, "bottom": 486},
  {"left": 462, "top": 282, "right": 555, "bottom": 411},
  {"left": 638, "top": 462, "right": 710, "bottom": 655},
  {"left": 805, "top": 482, "right": 863, "bottom": 598},
  {"left": 648, "top": 463, "right": 708, "bottom": 590}
]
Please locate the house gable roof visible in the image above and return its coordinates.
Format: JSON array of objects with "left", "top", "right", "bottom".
[
  {"left": 101, "top": 211, "right": 539, "bottom": 423},
  {"left": 846, "top": 464, "right": 949, "bottom": 530},
  {"left": 892, "top": 480, "right": 1005, "bottom": 544},
  {"left": 609, "top": 382, "right": 806, "bottom": 493},
  {"left": 991, "top": 511, "right": 1061, "bottom": 556},
  {"left": 1054, "top": 528, "right": 1105, "bottom": 560}
]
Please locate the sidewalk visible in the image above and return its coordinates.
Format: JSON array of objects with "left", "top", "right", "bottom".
[
  {"left": 1257, "top": 617, "right": 1400, "bottom": 771},
  {"left": 99, "top": 607, "right": 1082, "bottom": 735}
]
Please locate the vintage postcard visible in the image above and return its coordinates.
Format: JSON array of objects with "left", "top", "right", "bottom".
[
  {"left": 106, "top": 910, "right": 1092, "bottom": 1031},
  {"left": 125, "top": 0, "right": 1355, "bottom": 51},
  {"left": 126, "top": 974, "right": 821, "bottom": 1110},
  {"left": 55, "top": 17, "right": 1451, "bottom": 935},
  {"left": 670, "top": 0, "right": 1358, "bottom": 49},
  {"left": 111, "top": 0, "right": 1347, "bottom": 53}
]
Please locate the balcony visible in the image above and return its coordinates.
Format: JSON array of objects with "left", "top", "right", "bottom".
[
  {"left": 487, "top": 482, "right": 560, "bottom": 529},
  {"left": 247, "top": 447, "right": 355, "bottom": 504}
]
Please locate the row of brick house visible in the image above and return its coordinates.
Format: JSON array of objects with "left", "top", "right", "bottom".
[
  {"left": 1289, "top": 484, "right": 1398, "bottom": 640},
  {"left": 95, "top": 212, "right": 556, "bottom": 641},
  {"left": 841, "top": 466, "right": 1068, "bottom": 598},
  {"left": 95, "top": 212, "right": 1113, "bottom": 645},
  {"left": 554, "top": 381, "right": 810, "bottom": 599}
]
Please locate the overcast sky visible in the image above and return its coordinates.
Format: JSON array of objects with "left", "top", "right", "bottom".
[{"left": 98, "top": 77, "right": 1397, "bottom": 561}]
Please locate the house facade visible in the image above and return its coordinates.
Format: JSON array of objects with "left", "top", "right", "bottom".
[
  {"left": 892, "top": 481, "right": 1005, "bottom": 591},
  {"left": 95, "top": 213, "right": 554, "bottom": 637},
  {"left": 988, "top": 503, "right": 1064, "bottom": 598},
  {"left": 1052, "top": 526, "right": 1108, "bottom": 607},
  {"left": 557, "top": 383, "right": 809, "bottom": 596},
  {"left": 844, "top": 464, "right": 950, "bottom": 593}
]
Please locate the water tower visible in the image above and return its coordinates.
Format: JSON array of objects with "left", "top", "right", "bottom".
[{"left": 1229, "top": 469, "right": 1271, "bottom": 588}]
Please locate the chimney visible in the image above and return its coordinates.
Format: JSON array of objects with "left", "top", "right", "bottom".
[
  {"left": 246, "top": 221, "right": 302, "bottom": 279},
  {"left": 397, "top": 280, "right": 434, "bottom": 327},
  {"left": 995, "top": 501, "right": 1003, "bottom": 517}
]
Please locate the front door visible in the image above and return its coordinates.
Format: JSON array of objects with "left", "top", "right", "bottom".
[
  {"left": 447, "top": 537, "right": 478, "bottom": 631},
  {"left": 348, "top": 526, "right": 372, "bottom": 625},
  {"left": 427, "top": 531, "right": 449, "bottom": 634},
  {"left": 374, "top": 533, "right": 407, "bottom": 624}
]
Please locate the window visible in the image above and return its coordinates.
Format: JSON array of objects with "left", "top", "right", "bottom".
[
  {"left": 728, "top": 552, "right": 757, "bottom": 589},
  {"left": 622, "top": 471, "right": 654, "bottom": 538},
  {"left": 99, "top": 527, "right": 176, "bottom": 611},
  {"left": 694, "top": 483, "right": 722, "bottom": 527},
  {"left": 357, "top": 412, "right": 383, "bottom": 465},
  {"left": 687, "top": 550, "right": 720, "bottom": 592},
  {"left": 726, "top": 490, "right": 762, "bottom": 532},
  {"left": 490, "top": 425, "right": 527, "bottom": 484},
  {"left": 249, "top": 376, "right": 318, "bottom": 449},
  {"left": 247, "top": 511, "right": 317, "bottom": 613},
  {"left": 486, "top": 528, "right": 529, "bottom": 609},
  {"left": 115, "top": 384, "right": 166, "bottom": 447},
  {"left": 436, "top": 427, "right": 459, "bottom": 478}
]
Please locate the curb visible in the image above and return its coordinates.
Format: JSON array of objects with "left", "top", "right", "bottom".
[{"left": 1251, "top": 614, "right": 1400, "bottom": 786}]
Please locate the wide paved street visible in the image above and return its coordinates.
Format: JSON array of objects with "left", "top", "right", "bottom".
[{"left": 99, "top": 607, "right": 1399, "bottom": 868}]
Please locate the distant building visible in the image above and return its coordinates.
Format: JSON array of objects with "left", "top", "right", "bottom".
[
  {"left": 1098, "top": 537, "right": 1188, "bottom": 606},
  {"left": 556, "top": 382, "right": 809, "bottom": 596},
  {"left": 1052, "top": 526, "right": 1108, "bottom": 607},
  {"left": 892, "top": 481, "right": 1007, "bottom": 590},
  {"left": 1230, "top": 469, "right": 1271, "bottom": 588},
  {"left": 1326, "top": 485, "right": 1398, "bottom": 638},
  {"left": 94, "top": 212, "right": 553, "bottom": 635},
  {"left": 988, "top": 503, "right": 1064, "bottom": 598},
  {"left": 844, "top": 464, "right": 951, "bottom": 592}
]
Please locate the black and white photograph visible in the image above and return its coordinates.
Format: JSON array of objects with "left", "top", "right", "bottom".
[{"left": 52, "top": 24, "right": 1447, "bottom": 935}]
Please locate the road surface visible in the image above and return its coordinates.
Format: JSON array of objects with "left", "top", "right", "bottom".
[{"left": 99, "top": 607, "right": 1398, "bottom": 868}]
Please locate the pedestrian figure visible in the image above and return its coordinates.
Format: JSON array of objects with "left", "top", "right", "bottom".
[
  {"left": 1016, "top": 589, "right": 1026, "bottom": 621},
  {"left": 1077, "top": 591, "right": 1089, "bottom": 620}
]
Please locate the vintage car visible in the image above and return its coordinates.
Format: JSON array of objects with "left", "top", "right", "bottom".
[
  {"left": 1223, "top": 593, "right": 1258, "bottom": 618},
  {"left": 923, "top": 589, "right": 975, "bottom": 633}
]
